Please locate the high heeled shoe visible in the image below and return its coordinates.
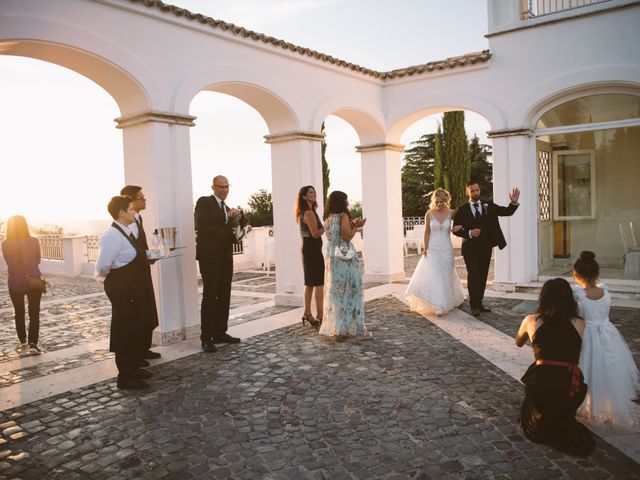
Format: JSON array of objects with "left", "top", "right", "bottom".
[
  {"left": 302, "top": 313, "right": 317, "bottom": 328},
  {"left": 314, "top": 315, "right": 323, "bottom": 331}
]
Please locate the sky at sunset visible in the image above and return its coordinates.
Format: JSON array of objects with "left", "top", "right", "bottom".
[{"left": 0, "top": 0, "right": 489, "bottom": 231}]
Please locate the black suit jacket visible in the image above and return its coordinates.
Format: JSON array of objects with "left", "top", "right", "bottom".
[
  {"left": 194, "top": 195, "right": 236, "bottom": 261},
  {"left": 453, "top": 201, "right": 519, "bottom": 251}
]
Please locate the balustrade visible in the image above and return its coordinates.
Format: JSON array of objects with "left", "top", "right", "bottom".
[{"left": 522, "top": 0, "right": 610, "bottom": 18}]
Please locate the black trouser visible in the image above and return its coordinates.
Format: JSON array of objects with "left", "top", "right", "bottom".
[
  {"left": 463, "top": 243, "right": 492, "bottom": 309},
  {"left": 115, "top": 352, "right": 139, "bottom": 379},
  {"left": 10, "top": 288, "right": 42, "bottom": 345},
  {"left": 199, "top": 254, "right": 233, "bottom": 341}
]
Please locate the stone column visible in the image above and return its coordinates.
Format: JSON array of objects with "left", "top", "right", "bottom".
[
  {"left": 115, "top": 110, "right": 200, "bottom": 345},
  {"left": 62, "top": 236, "right": 86, "bottom": 277},
  {"left": 356, "top": 143, "right": 405, "bottom": 283},
  {"left": 488, "top": 127, "right": 537, "bottom": 290},
  {"left": 264, "top": 131, "right": 324, "bottom": 306}
]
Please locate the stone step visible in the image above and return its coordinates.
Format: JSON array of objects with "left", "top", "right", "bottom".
[{"left": 516, "top": 281, "right": 640, "bottom": 301}]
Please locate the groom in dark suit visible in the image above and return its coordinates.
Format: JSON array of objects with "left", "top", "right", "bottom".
[
  {"left": 195, "top": 175, "right": 242, "bottom": 352},
  {"left": 453, "top": 181, "right": 520, "bottom": 317}
]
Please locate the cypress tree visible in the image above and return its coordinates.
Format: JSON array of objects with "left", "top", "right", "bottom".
[
  {"left": 433, "top": 124, "right": 445, "bottom": 189},
  {"left": 442, "top": 111, "right": 469, "bottom": 207},
  {"left": 321, "top": 122, "right": 330, "bottom": 205}
]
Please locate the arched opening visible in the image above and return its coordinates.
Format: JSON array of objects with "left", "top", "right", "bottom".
[
  {"left": 0, "top": 54, "right": 124, "bottom": 239},
  {"left": 188, "top": 81, "right": 299, "bottom": 286},
  {"left": 394, "top": 108, "right": 493, "bottom": 279},
  {"left": 317, "top": 107, "right": 386, "bottom": 260},
  {"left": 533, "top": 92, "right": 640, "bottom": 281}
]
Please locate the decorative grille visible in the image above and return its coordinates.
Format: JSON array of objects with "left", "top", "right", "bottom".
[
  {"left": 538, "top": 150, "right": 551, "bottom": 221},
  {"left": 85, "top": 235, "right": 100, "bottom": 262}
]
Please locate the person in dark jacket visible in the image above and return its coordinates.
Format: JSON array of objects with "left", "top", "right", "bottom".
[
  {"left": 2, "top": 215, "right": 44, "bottom": 355},
  {"left": 195, "top": 175, "right": 245, "bottom": 352},
  {"left": 453, "top": 181, "right": 520, "bottom": 316}
]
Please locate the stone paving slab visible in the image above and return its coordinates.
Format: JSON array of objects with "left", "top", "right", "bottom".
[
  {"left": 0, "top": 297, "right": 637, "bottom": 479},
  {"left": 459, "top": 297, "right": 640, "bottom": 367}
]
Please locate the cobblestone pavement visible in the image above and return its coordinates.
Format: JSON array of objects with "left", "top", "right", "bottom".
[
  {"left": 1, "top": 297, "right": 638, "bottom": 479},
  {"left": 0, "top": 272, "right": 280, "bottom": 388}
]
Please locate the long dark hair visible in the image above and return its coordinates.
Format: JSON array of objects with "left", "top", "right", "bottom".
[
  {"left": 573, "top": 250, "right": 599, "bottom": 285},
  {"left": 324, "top": 191, "right": 350, "bottom": 220},
  {"left": 6, "top": 215, "right": 30, "bottom": 240},
  {"left": 294, "top": 185, "right": 317, "bottom": 223},
  {"left": 536, "top": 278, "right": 579, "bottom": 325}
]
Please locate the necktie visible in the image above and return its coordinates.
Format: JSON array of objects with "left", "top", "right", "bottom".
[
  {"left": 221, "top": 200, "right": 228, "bottom": 224},
  {"left": 474, "top": 203, "right": 481, "bottom": 217},
  {"left": 129, "top": 232, "right": 137, "bottom": 242}
]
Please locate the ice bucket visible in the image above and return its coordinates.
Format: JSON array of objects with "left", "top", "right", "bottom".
[{"left": 153, "top": 227, "right": 178, "bottom": 256}]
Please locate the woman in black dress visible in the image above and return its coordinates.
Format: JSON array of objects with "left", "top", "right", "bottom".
[
  {"left": 295, "top": 186, "right": 325, "bottom": 328},
  {"left": 515, "top": 278, "right": 595, "bottom": 456}
]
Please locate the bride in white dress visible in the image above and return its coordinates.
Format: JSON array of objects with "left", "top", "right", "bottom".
[
  {"left": 572, "top": 251, "right": 640, "bottom": 427},
  {"left": 405, "top": 189, "right": 465, "bottom": 316}
]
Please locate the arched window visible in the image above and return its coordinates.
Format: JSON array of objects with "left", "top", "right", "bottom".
[{"left": 536, "top": 93, "right": 640, "bottom": 130}]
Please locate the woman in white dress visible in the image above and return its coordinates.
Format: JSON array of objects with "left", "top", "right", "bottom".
[
  {"left": 572, "top": 250, "right": 640, "bottom": 427},
  {"left": 405, "top": 188, "right": 465, "bottom": 316}
]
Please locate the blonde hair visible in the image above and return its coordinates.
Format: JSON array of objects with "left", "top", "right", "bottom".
[{"left": 429, "top": 188, "right": 451, "bottom": 210}]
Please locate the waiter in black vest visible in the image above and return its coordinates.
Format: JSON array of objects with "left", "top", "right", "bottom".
[
  {"left": 95, "top": 196, "right": 156, "bottom": 389},
  {"left": 453, "top": 181, "right": 520, "bottom": 317},
  {"left": 120, "top": 185, "right": 160, "bottom": 361}
]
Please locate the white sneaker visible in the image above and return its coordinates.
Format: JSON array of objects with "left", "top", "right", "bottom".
[
  {"left": 15, "top": 342, "right": 28, "bottom": 352},
  {"left": 28, "top": 344, "right": 42, "bottom": 355}
]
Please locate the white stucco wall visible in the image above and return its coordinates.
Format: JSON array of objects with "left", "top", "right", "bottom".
[{"left": 2, "top": 0, "right": 639, "bottom": 341}]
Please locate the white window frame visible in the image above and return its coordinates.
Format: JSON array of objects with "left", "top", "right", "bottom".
[{"left": 552, "top": 149, "right": 596, "bottom": 221}]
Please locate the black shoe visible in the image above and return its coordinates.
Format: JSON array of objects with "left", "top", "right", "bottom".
[
  {"left": 212, "top": 334, "right": 240, "bottom": 344},
  {"left": 479, "top": 306, "right": 491, "bottom": 313},
  {"left": 142, "top": 350, "right": 161, "bottom": 359},
  {"left": 131, "top": 368, "right": 153, "bottom": 379},
  {"left": 471, "top": 308, "right": 481, "bottom": 317},
  {"left": 202, "top": 340, "right": 218, "bottom": 353},
  {"left": 135, "top": 358, "right": 150, "bottom": 368},
  {"left": 117, "top": 378, "right": 150, "bottom": 390}
]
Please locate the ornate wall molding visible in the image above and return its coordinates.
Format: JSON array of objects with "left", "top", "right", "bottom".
[
  {"left": 487, "top": 127, "right": 533, "bottom": 138},
  {"left": 115, "top": 110, "right": 197, "bottom": 128},
  {"left": 356, "top": 143, "right": 405, "bottom": 153},
  {"left": 264, "top": 131, "right": 325, "bottom": 144}
]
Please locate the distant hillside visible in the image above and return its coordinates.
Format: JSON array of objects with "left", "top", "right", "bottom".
[{"left": 26, "top": 219, "right": 111, "bottom": 236}]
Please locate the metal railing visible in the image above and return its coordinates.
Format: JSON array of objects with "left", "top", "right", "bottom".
[
  {"left": 403, "top": 216, "right": 426, "bottom": 235},
  {"left": 85, "top": 235, "right": 100, "bottom": 262},
  {"left": 38, "top": 234, "right": 64, "bottom": 260},
  {"left": 523, "top": 0, "right": 610, "bottom": 18}
]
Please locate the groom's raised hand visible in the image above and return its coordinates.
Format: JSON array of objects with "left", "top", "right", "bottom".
[{"left": 509, "top": 187, "right": 520, "bottom": 204}]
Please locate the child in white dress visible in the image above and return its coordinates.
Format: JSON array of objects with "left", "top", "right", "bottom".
[{"left": 572, "top": 251, "right": 640, "bottom": 427}]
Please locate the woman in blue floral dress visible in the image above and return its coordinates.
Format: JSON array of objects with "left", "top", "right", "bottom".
[{"left": 319, "top": 191, "right": 371, "bottom": 338}]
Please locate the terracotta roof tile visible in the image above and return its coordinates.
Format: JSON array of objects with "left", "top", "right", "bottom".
[{"left": 129, "top": 0, "right": 491, "bottom": 80}]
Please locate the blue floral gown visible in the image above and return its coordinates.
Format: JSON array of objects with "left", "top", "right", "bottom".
[{"left": 319, "top": 214, "right": 368, "bottom": 337}]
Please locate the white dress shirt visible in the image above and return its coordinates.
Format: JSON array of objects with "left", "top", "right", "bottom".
[
  {"left": 470, "top": 201, "right": 483, "bottom": 216},
  {"left": 94, "top": 221, "right": 137, "bottom": 282},
  {"left": 468, "top": 201, "right": 483, "bottom": 238},
  {"left": 129, "top": 212, "right": 141, "bottom": 239}
]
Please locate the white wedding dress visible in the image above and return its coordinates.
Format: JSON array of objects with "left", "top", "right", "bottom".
[
  {"left": 405, "top": 213, "right": 464, "bottom": 315},
  {"left": 573, "top": 284, "right": 640, "bottom": 427}
]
